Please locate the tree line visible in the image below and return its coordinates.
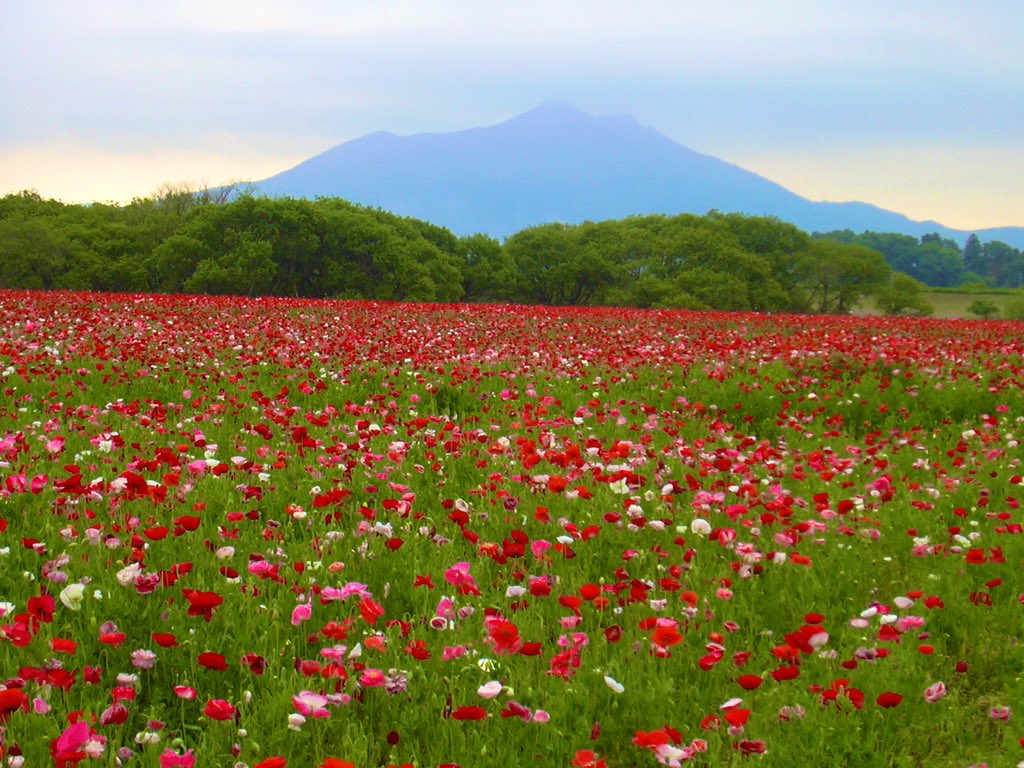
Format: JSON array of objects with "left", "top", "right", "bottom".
[
  {"left": 815, "top": 230, "right": 1024, "bottom": 290},
  {"left": 0, "top": 189, "right": 1016, "bottom": 314}
]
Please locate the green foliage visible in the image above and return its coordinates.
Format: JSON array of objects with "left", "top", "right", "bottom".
[
  {"left": 0, "top": 215, "right": 71, "bottom": 289},
  {"left": 817, "top": 229, "right": 1024, "bottom": 290},
  {"left": 460, "top": 233, "right": 520, "bottom": 302},
  {"left": 962, "top": 233, "right": 985, "bottom": 275},
  {"left": 967, "top": 298, "right": 1000, "bottom": 319},
  {"left": 982, "top": 239, "right": 1024, "bottom": 288},
  {"left": 0, "top": 190, "right": 926, "bottom": 314},
  {"left": 874, "top": 273, "right": 933, "bottom": 316},
  {"left": 1003, "top": 294, "right": 1024, "bottom": 320},
  {"left": 800, "top": 240, "right": 892, "bottom": 313},
  {"left": 184, "top": 236, "right": 277, "bottom": 296}
]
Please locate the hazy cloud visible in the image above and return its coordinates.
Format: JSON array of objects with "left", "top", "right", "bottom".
[{"left": 2, "top": 1, "right": 1021, "bottom": 225}]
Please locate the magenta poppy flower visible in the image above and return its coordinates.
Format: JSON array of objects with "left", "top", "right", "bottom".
[{"left": 159, "top": 749, "right": 196, "bottom": 768}]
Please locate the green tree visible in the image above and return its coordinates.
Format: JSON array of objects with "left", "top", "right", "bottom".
[
  {"left": 983, "top": 241, "right": 1023, "bottom": 288},
  {"left": 709, "top": 213, "right": 810, "bottom": 307},
  {"left": 962, "top": 234, "right": 986, "bottom": 276},
  {"left": 874, "top": 273, "right": 933, "bottom": 316},
  {"left": 184, "top": 236, "right": 277, "bottom": 296},
  {"left": 966, "top": 299, "right": 1000, "bottom": 319},
  {"left": 146, "top": 234, "right": 211, "bottom": 292},
  {"left": 799, "top": 240, "right": 892, "bottom": 313},
  {"left": 460, "top": 234, "right": 519, "bottom": 302},
  {"left": 504, "top": 224, "right": 580, "bottom": 305},
  {"left": 673, "top": 267, "right": 751, "bottom": 311},
  {"left": 819, "top": 231, "right": 918, "bottom": 276},
  {"left": 0, "top": 217, "right": 69, "bottom": 289},
  {"left": 914, "top": 239, "right": 963, "bottom": 287}
]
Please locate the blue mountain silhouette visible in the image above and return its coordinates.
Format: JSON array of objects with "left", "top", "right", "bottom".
[{"left": 249, "top": 102, "right": 1024, "bottom": 247}]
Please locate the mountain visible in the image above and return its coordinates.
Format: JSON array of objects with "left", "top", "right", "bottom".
[{"left": 249, "top": 102, "right": 1024, "bottom": 247}]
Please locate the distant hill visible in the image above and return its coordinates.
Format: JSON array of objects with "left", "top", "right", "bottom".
[{"left": 249, "top": 102, "right": 1024, "bottom": 247}]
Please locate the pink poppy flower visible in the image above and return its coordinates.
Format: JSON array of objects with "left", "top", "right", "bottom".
[
  {"left": 359, "top": 668, "right": 387, "bottom": 687},
  {"left": 923, "top": 682, "right": 947, "bottom": 703},
  {"left": 477, "top": 681, "right": 502, "bottom": 699},
  {"left": 293, "top": 691, "right": 331, "bottom": 718}
]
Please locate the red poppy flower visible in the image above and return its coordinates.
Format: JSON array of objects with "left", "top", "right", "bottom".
[
  {"left": 198, "top": 652, "right": 228, "bottom": 671},
  {"left": 771, "top": 665, "right": 800, "bottom": 681},
  {"left": 964, "top": 548, "right": 987, "bottom": 565},
  {"left": 700, "top": 714, "right": 721, "bottom": 731},
  {"left": 723, "top": 708, "right": 751, "bottom": 727},
  {"left": 489, "top": 620, "right": 522, "bottom": 654},
  {"left": 152, "top": 633, "right": 178, "bottom": 648},
  {"left": 876, "top": 692, "right": 903, "bottom": 708},
  {"left": 359, "top": 597, "right": 384, "bottom": 625},
  {"left": 633, "top": 730, "right": 670, "bottom": 747},
  {"left": 571, "top": 751, "right": 608, "bottom": 768},
  {"left": 651, "top": 624, "right": 683, "bottom": 648},
  {"left": 604, "top": 626, "right": 623, "bottom": 644},
  {"left": 183, "top": 590, "right": 223, "bottom": 621},
  {"left": 99, "top": 631, "right": 126, "bottom": 648},
  {"left": 737, "top": 675, "right": 763, "bottom": 690},
  {"left": 734, "top": 741, "right": 767, "bottom": 755},
  {"left": 0, "top": 687, "right": 27, "bottom": 721},
  {"left": 242, "top": 653, "right": 267, "bottom": 675},
  {"left": 451, "top": 706, "right": 487, "bottom": 721},
  {"left": 254, "top": 759, "right": 287, "bottom": 768},
  {"left": 579, "top": 583, "right": 601, "bottom": 600},
  {"left": 51, "top": 638, "right": 77, "bottom": 654},
  {"left": 203, "top": 699, "right": 236, "bottom": 721}
]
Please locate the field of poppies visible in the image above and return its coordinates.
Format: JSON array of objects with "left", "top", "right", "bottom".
[{"left": 0, "top": 290, "right": 1022, "bottom": 768}]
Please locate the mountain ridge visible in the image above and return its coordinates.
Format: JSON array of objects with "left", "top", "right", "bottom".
[{"left": 248, "top": 103, "right": 1024, "bottom": 248}]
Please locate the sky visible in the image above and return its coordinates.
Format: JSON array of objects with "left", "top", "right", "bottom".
[{"left": 2, "top": 1, "right": 1022, "bottom": 230}]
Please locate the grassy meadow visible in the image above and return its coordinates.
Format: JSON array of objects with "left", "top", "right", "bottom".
[
  {"left": 858, "top": 289, "right": 1024, "bottom": 319},
  {"left": 0, "top": 290, "right": 1022, "bottom": 768}
]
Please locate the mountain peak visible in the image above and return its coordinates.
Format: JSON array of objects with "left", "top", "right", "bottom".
[
  {"left": 498, "top": 101, "right": 592, "bottom": 127},
  {"left": 500, "top": 101, "right": 639, "bottom": 130},
  {"left": 251, "top": 107, "right": 1024, "bottom": 246},
  {"left": 522, "top": 100, "right": 588, "bottom": 117}
]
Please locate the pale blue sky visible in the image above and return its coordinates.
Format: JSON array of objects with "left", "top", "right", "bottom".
[{"left": 2, "top": 1, "right": 1021, "bottom": 228}]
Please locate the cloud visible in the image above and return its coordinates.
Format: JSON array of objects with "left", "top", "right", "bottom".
[
  {"left": 5, "top": 1, "right": 1021, "bottom": 146},
  {"left": 732, "top": 143, "right": 1024, "bottom": 230},
  {"left": 0, "top": 140, "right": 309, "bottom": 203},
  {"left": 2, "top": 1, "right": 1022, "bottom": 223}
]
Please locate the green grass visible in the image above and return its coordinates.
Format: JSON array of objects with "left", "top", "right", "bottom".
[{"left": 858, "top": 290, "right": 1024, "bottom": 319}]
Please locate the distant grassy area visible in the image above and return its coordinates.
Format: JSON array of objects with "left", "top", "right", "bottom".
[{"left": 858, "top": 290, "right": 1024, "bottom": 319}]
